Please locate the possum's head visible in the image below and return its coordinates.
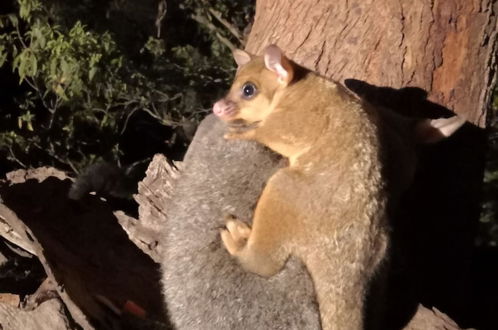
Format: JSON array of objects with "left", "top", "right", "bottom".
[{"left": 213, "top": 45, "right": 294, "bottom": 137}]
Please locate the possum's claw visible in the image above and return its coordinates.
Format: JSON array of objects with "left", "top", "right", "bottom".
[{"left": 221, "top": 216, "right": 251, "bottom": 255}]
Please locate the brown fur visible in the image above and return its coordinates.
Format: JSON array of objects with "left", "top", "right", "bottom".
[
  {"left": 213, "top": 45, "right": 464, "bottom": 329},
  {"left": 216, "top": 47, "right": 389, "bottom": 330}
]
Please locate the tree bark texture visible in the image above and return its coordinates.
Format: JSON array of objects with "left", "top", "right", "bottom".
[{"left": 247, "top": 0, "right": 498, "bottom": 127}]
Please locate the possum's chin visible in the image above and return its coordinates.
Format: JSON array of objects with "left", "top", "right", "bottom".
[{"left": 226, "top": 119, "right": 261, "bottom": 133}]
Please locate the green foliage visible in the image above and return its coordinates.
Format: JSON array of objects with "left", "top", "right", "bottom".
[
  {"left": 0, "top": 0, "right": 251, "bottom": 173},
  {"left": 143, "top": 37, "right": 166, "bottom": 58},
  {"left": 0, "top": 0, "right": 128, "bottom": 171}
]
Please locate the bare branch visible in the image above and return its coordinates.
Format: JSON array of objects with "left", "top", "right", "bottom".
[{"left": 207, "top": 8, "right": 244, "bottom": 45}]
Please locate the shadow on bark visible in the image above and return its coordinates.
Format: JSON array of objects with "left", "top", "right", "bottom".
[{"left": 346, "top": 79, "right": 496, "bottom": 330}]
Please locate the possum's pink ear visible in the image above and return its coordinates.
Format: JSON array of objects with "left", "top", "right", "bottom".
[
  {"left": 264, "top": 45, "right": 294, "bottom": 85},
  {"left": 415, "top": 116, "right": 466, "bottom": 143},
  {"left": 233, "top": 49, "right": 252, "bottom": 67}
]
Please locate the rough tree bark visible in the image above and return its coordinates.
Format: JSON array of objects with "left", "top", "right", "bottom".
[
  {"left": 241, "top": 0, "right": 497, "bottom": 327},
  {"left": 246, "top": 0, "right": 497, "bottom": 127}
]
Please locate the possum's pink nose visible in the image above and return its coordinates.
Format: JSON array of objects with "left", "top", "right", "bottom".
[
  {"left": 213, "top": 100, "right": 225, "bottom": 116},
  {"left": 213, "top": 99, "right": 237, "bottom": 119}
]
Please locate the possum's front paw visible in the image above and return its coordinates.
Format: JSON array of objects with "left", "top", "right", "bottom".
[
  {"left": 220, "top": 215, "right": 251, "bottom": 255},
  {"left": 223, "top": 131, "right": 240, "bottom": 140}
]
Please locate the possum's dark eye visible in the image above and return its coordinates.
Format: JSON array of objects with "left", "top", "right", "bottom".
[{"left": 241, "top": 82, "right": 257, "bottom": 99}]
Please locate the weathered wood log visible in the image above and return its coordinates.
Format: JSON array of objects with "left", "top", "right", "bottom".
[
  {"left": 0, "top": 169, "right": 170, "bottom": 329},
  {"left": 0, "top": 202, "right": 93, "bottom": 330},
  {"left": 403, "top": 305, "right": 473, "bottom": 330},
  {"left": 0, "top": 298, "right": 75, "bottom": 330}
]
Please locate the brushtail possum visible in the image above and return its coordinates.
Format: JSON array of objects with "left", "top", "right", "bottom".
[{"left": 213, "top": 45, "right": 465, "bottom": 329}]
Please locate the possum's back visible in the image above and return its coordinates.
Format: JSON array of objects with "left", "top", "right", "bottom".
[{"left": 160, "top": 114, "right": 320, "bottom": 329}]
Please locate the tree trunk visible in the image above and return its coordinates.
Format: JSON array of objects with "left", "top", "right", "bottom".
[
  {"left": 244, "top": 0, "right": 497, "bottom": 328},
  {"left": 247, "top": 0, "right": 497, "bottom": 126}
]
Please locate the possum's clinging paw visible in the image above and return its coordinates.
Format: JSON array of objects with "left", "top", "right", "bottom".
[{"left": 221, "top": 215, "right": 251, "bottom": 255}]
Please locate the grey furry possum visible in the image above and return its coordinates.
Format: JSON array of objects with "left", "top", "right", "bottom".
[{"left": 160, "top": 114, "right": 321, "bottom": 329}]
